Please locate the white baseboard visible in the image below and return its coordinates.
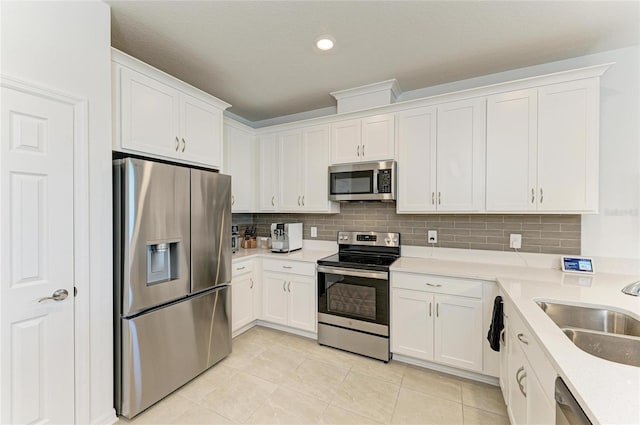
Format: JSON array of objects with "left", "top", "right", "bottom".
[
  {"left": 256, "top": 320, "right": 318, "bottom": 340},
  {"left": 392, "top": 354, "right": 500, "bottom": 386},
  {"left": 92, "top": 408, "right": 118, "bottom": 425}
]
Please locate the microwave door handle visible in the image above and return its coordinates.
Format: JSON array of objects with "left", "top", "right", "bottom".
[{"left": 373, "top": 169, "right": 379, "bottom": 194}]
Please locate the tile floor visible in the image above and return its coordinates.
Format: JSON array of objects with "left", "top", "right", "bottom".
[{"left": 120, "top": 326, "right": 509, "bottom": 425}]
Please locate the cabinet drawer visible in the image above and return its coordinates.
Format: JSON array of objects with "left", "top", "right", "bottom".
[
  {"left": 232, "top": 260, "right": 254, "bottom": 277},
  {"left": 509, "top": 308, "right": 556, "bottom": 402},
  {"left": 262, "top": 259, "right": 315, "bottom": 276},
  {"left": 391, "top": 272, "right": 482, "bottom": 298}
]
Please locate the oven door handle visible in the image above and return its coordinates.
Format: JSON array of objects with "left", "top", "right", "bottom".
[{"left": 317, "top": 265, "right": 388, "bottom": 280}]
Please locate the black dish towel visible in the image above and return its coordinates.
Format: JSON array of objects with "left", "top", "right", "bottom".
[{"left": 487, "top": 295, "right": 504, "bottom": 352}]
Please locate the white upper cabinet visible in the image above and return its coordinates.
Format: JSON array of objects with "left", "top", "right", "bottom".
[
  {"left": 330, "top": 114, "right": 395, "bottom": 164},
  {"left": 537, "top": 79, "right": 598, "bottom": 212},
  {"left": 487, "top": 79, "right": 599, "bottom": 213},
  {"left": 180, "top": 94, "right": 223, "bottom": 167},
  {"left": 279, "top": 130, "right": 304, "bottom": 211},
  {"left": 224, "top": 119, "right": 256, "bottom": 212},
  {"left": 396, "top": 106, "right": 437, "bottom": 212},
  {"left": 396, "top": 99, "right": 485, "bottom": 213},
  {"left": 258, "top": 133, "right": 280, "bottom": 211},
  {"left": 119, "top": 66, "right": 180, "bottom": 159},
  {"left": 486, "top": 89, "right": 538, "bottom": 211},
  {"left": 112, "top": 49, "right": 230, "bottom": 169},
  {"left": 302, "top": 125, "right": 336, "bottom": 211},
  {"left": 436, "top": 98, "right": 486, "bottom": 212},
  {"left": 257, "top": 125, "right": 338, "bottom": 213}
]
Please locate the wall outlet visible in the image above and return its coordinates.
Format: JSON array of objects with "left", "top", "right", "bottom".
[
  {"left": 510, "top": 233, "right": 522, "bottom": 249},
  {"left": 310, "top": 226, "right": 318, "bottom": 238},
  {"left": 427, "top": 230, "right": 438, "bottom": 244}
]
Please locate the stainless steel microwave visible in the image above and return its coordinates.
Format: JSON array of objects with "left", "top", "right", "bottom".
[{"left": 328, "top": 160, "right": 396, "bottom": 201}]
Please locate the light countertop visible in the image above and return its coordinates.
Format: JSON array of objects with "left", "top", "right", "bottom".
[
  {"left": 392, "top": 256, "right": 640, "bottom": 425},
  {"left": 231, "top": 247, "right": 335, "bottom": 263},
  {"left": 232, "top": 248, "right": 640, "bottom": 424}
]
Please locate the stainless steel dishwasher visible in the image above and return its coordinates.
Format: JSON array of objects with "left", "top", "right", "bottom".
[{"left": 555, "top": 377, "right": 592, "bottom": 425}]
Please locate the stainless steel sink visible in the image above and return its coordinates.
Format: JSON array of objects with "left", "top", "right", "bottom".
[
  {"left": 536, "top": 301, "right": 640, "bottom": 337},
  {"left": 563, "top": 329, "right": 640, "bottom": 367},
  {"left": 536, "top": 301, "right": 640, "bottom": 367}
]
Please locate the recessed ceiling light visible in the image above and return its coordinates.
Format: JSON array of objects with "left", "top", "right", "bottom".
[{"left": 315, "top": 36, "right": 335, "bottom": 51}]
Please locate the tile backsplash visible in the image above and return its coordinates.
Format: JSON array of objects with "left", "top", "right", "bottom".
[{"left": 232, "top": 202, "right": 581, "bottom": 254}]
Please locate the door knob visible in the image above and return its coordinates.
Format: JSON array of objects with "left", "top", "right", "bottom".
[{"left": 38, "top": 289, "right": 69, "bottom": 303}]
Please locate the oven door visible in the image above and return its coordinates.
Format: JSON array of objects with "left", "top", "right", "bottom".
[{"left": 317, "top": 265, "right": 389, "bottom": 336}]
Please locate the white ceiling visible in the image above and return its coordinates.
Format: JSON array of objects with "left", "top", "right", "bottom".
[{"left": 107, "top": 1, "right": 640, "bottom": 123}]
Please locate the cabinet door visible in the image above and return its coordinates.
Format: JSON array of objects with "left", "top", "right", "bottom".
[
  {"left": 434, "top": 295, "right": 483, "bottom": 371},
  {"left": 391, "top": 289, "right": 434, "bottom": 361},
  {"left": 507, "top": 329, "right": 528, "bottom": 425},
  {"left": 119, "top": 66, "right": 180, "bottom": 158},
  {"left": 537, "top": 79, "right": 598, "bottom": 212},
  {"left": 279, "top": 130, "right": 303, "bottom": 211},
  {"left": 231, "top": 274, "right": 254, "bottom": 333},
  {"left": 287, "top": 275, "right": 316, "bottom": 332},
  {"left": 526, "top": 368, "right": 555, "bottom": 425},
  {"left": 361, "top": 114, "right": 395, "bottom": 161},
  {"left": 330, "top": 119, "right": 361, "bottom": 164},
  {"left": 486, "top": 89, "right": 538, "bottom": 212},
  {"left": 180, "top": 94, "right": 222, "bottom": 168},
  {"left": 258, "top": 134, "right": 279, "bottom": 211},
  {"left": 262, "top": 273, "right": 288, "bottom": 326},
  {"left": 396, "top": 107, "right": 437, "bottom": 212},
  {"left": 302, "top": 125, "right": 332, "bottom": 211},
  {"left": 224, "top": 122, "right": 255, "bottom": 212},
  {"left": 436, "top": 98, "right": 486, "bottom": 212}
]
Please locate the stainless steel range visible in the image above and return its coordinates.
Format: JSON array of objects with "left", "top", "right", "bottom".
[{"left": 317, "top": 231, "right": 400, "bottom": 362}]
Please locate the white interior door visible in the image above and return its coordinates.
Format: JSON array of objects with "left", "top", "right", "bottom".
[{"left": 1, "top": 86, "right": 76, "bottom": 424}]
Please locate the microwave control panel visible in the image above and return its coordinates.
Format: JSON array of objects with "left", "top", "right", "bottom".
[{"left": 378, "top": 169, "right": 392, "bottom": 193}]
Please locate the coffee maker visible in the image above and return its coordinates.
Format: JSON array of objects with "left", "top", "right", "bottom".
[{"left": 270, "top": 223, "right": 303, "bottom": 253}]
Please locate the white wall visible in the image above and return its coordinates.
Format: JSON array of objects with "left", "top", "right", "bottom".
[{"left": 1, "top": 1, "right": 114, "bottom": 423}]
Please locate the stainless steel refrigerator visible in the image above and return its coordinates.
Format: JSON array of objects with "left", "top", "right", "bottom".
[{"left": 113, "top": 157, "right": 232, "bottom": 418}]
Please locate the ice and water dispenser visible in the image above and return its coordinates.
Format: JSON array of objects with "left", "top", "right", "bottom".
[{"left": 146, "top": 241, "right": 180, "bottom": 285}]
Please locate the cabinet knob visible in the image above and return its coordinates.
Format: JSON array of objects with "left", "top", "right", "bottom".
[
  {"left": 357, "top": 145, "right": 360, "bottom": 157},
  {"left": 438, "top": 192, "right": 441, "bottom": 205},
  {"left": 298, "top": 196, "right": 301, "bottom": 206},
  {"left": 432, "top": 192, "right": 435, "bottom": 205},
  {"left": 272, "top": 196, "right": 275, "bottom": 206},
  {"left": 425, "top": 282, "right": 442, "bottom": 287},
  {"left": 539, "top": 188, "right": 544, "bottom": 204},
  {"left": 517, "top": 332, "right": 529, "bottom": 345},
  {"left": 175, "top": 136, "right": 180, "bottom": 151},
  {"left": 232, "top": 195, "right": 235, "bottom": 205},
  {"left": 283, "top": 281, "right": 286, "bottom": 292},
  {"left": 181, "top": 138, "right": 186, "bottom": 152},
  {"left": 302, "top": 195, "right": 305, "bottom": 206},
  {"left": 287, "top": 281, "right": 291, "bottom": 292},
  {"left": 250, "top": 278, "right": 254, "bottom": 289},
  {"left": 362, "top": 144, "right": 365, "bottom": 157},
  {"left": 531, "top": 188, "right": 535, "bottom": 204}
]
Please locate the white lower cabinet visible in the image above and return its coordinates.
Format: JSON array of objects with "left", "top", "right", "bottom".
[
  {"left": 391, "top": 272, "right": 483, "bottom": 372},
  {"left": 261, "top": 259, "right": 316, "bottom": 333},
  {"left": 231, "top": 260, "right": 260, "bottom": 335},
  {"left": 504, "top": 299, "right": 556, "bottom": 425}
]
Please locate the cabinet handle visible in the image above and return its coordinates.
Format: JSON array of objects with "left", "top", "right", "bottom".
[
  {"left": 438, "top": 192, "right": 442, "bottom": 205},
  {"left": 302, "top": 195, "right": 305, "bottom": 206},
  {"left": 175, "top": 136, "right": 180, "bottom": 151},
  {"left": 357, "top": 145, "right": 360, "bottom": 157},
  {"left": 362, "top": 144, "right": 365, "bottom": 157},
  {"left": 282, "top": 265, "right": 292, "bottom": 269},
  {"left": 181, "top": 138, "right": 186, "bottom": 152},
  {"left": 500, "top": 329, "right": 506, "bottom": 344},
  {"left": 287, "top": 281, "right": 291, "bottom": 292},
  {"left": 516, "top": 367, "right": 527, "bottom": 397},
  {"left": 271, "top": 196, "right": 275, "bottom": 206},
  {"left": 236, "top": 266, "right": 245, "bottom": 271},
  {"left": 429, "top": 302, "right": 432, "bottom": 317},
  {"left": 540, "top": 188, "right": 544, "bottom": 204},
  {"left": 298, "top": 196, "right": 301, "bottom": 206},
  {"left": 232, "top": 195, "right": 235, "bottom": 206},
  {"left": 517, "top": 333, "right": 529, "bottom": 345},
  {"left": 425, "top": 283, "right": 442, "bottom": 287},
  {"left": 436, "top": 303, "right": 439, "bottom": 317},
  {"left": 431, "top": 192, "right": 435, "bottom": 205},
  {"left": 531, "top": 188, "right": 535, "bottom": 204},
  {"left": 283, "top": 281, "right": 286, "bottom": 292},
  {"left": 250, "top": 278, "right": 254, "bottom": 289}
]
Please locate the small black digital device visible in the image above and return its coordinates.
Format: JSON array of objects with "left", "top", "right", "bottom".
[
  {"left": 378, "top": 169, "right": 392, "bottom": 193},
  {"left": 561, "top": 256, "right": 594, "bottom": 274}
]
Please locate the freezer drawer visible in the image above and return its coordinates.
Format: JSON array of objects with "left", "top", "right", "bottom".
[{"left": 116, "top": 286, "right": 231, "bottom": 419}]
